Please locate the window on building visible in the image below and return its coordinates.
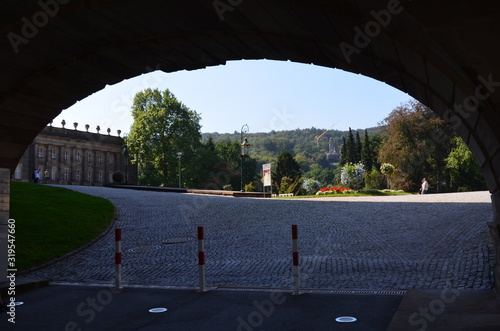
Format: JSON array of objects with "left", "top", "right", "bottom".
[
  {"left": 88, "top": 170, "right": 92, "bottom": 181},
  {"left": 51, "top": 168, "right": 56, "bottom": 180},
  {"left": 63, "top": 169, "right": 68, "bottom": 181},
  {"left": 51, "top": 150, "right": 56, "bottom": 159},
  {"left": 76, "top": 170, "right": 80, "bottom": 181},
  {"left": 98, "top": 154, "right": 102, "bottom": 164},
  {"left": 38, "top": 148, "right": 43, "bottom": 157},
  {"left": 109, "top": 155, "right": 114, "bottom": 164},
  {"left": 64, "top": 151, "right": 68, "bottom": 160},
  {"left": 88, "top": 153, "right": 92, "bottom": 162},
  {"left": 76, "top": 152, "right": 80, "bottom": 161},
  {"left": 14, "top": 165, "right": 22, "bottom": 179},
  {"left": 98, "top": 171, "right": 102, "bottom": 183}
]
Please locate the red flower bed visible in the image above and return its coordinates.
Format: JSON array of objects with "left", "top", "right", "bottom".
[{"left": 318, "top": 186, "right": 351, "bottom": 193}]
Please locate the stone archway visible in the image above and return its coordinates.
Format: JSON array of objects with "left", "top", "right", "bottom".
[{"left": 1, "top": 0, "right": 499, "bottom": 288}]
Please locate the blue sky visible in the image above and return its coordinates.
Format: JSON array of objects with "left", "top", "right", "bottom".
[{"left": 53, "top": 59, "right": 412, "bottom": 135}]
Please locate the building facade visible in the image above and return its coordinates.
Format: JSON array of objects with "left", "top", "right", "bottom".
[
  {"left": 325, "top": 137, "right": 340, "bottom": 163},
  {"left": 13, "top": 125, "right": 136, "bottom": 186}
]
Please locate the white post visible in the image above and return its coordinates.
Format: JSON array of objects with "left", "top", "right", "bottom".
[{"left": 0, "top": 169, "right": 10, "bottom": 282}]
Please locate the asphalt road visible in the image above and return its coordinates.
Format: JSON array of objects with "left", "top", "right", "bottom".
[{"left": 0, "top": 284, "right": 403, "bottom": 331}]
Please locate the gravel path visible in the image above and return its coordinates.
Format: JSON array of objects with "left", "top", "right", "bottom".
[{"left": 26, "top": 187, "right": 494, "bottom": 290}]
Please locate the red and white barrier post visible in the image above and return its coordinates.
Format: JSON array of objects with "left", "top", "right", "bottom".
[
  {"left": 292, "top": 224, "right": 301, "bottom": 295},
  {"left": 197, "top": 226, "right": 207, "bottom": 292},
  {"left": 115, "top": 228, "right": 122, "bottom": 290}
]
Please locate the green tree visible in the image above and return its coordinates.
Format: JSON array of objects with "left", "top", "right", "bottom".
[
  {"left": 446, "top": 137, "right": 486, "bottom": 191},
  {"left": 355, "top": 131, "right": 362, "bottom": 163},
  {"left": 210, "top": 140, "right": 241, "bottom": 189},
  {"left": 127, "top": 88, "right": 202, "bottom": 187},
  {"left": 316, "top": 154, "right": 331, "bottom": 169},
  {"left": 194, "top": 136, "right": 222, "bottom": 189},
  {"left": 361, "top": 129, "right": 374, "bottom": 171},
  {"left": 295, "top": 153, "right": 311, "bottom": 173},
  {"left": 304, "top": 166, "right": 336, "bottom": 186},
  {"left": 275, "top": 151, "right": 302, "bottom": 193},
  {"left": 340, "top": 136, "right": 347, "bottom": 166},
  {"left": 346, "top": 128, "right": 356, "bottom": 164},
  {"left": 215, "top": 140, "right": 240, "bottom": 169},
  {"left": 369, "top": 133, "right": 384, "bottom": 170},
  {"left": 377, "top": 100, "right": 454, "bottom": 191},
  {"left": 241, "top": 155, "right": 257, "bottom": 190}
]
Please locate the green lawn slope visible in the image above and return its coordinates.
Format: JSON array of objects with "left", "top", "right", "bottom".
[{"left": 10, "top": 182, "right": 115, "bottom": 271}]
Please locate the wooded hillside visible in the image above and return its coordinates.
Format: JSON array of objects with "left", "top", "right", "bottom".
[{"left": 202, "top": 126, "right": 382, "bottom": 167}]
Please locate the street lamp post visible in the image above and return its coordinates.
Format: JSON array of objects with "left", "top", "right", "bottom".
[
  {"left": 240, "top": 124, "right": 251, "bottom": 192},
  {"left": 177, "top": 152, "right": 183, "bottom": 188},
  {"left": 121, "top": 143, "right": 129, "bottom": 184}
]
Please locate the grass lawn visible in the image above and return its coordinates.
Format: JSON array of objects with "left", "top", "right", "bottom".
[{"left": 10, "top": 182, "right": 115, "bottom": 271}]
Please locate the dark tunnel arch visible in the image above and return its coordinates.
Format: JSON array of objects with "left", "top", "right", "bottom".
[{"left": 1, "top": 0, "right": 499, "bottom": 287}]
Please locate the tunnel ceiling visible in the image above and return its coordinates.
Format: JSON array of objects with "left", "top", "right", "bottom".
[{"left": 1, "top": 0, "right": 500, "bottom": 192}]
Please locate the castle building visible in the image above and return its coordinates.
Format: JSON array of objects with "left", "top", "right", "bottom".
[
  {"left": 13, "top": 124, "right": 137, "bottom": 185},
  {"left": 325, "top": 137, "right": 340, "bottom": 163}
]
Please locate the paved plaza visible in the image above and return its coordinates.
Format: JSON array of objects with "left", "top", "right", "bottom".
[{"left": 25, "top": 187, "right": 494, "bottom": 290}]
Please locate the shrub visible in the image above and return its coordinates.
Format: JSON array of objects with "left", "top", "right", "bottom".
[
  {"left": 380, "top": 189, "right": 405, "bottom": 193},
  {"left": 302, "top": 178, "right": 321, "bottom": 195},
  {"left": 380, "top": 163, "right": 395, "bottom": 176},
  {"left": 358, "top": 188, "right": 381, "bottom": 195},
  {"left": 223, "top": 184, "right": 233, "bottom": 191},
  {"left": 340, "top": 163, "right": 365, "bottom": 190},
  {"left": 364, "top": 169, "right": 387, "bottom": 190},
  {"left": 279, "top": 176, "right": 303, "bottom": 195},
  {"left": 244, "top": 182, "right": 257, "bottom": 192}
]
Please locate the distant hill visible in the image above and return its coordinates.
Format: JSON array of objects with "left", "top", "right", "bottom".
[{"left": 202, "top": 126, "right": 383, "bottom": 166}]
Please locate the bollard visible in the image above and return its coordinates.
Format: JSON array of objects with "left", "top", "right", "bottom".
[
  {"left": 292, "top": 224, "right": 301, "bottom": 295},
  {"left": 115, "top": 228, "right": 122, "bottom": 290},
  {"left": 197, "top": 226, "right": 207, "bottom": 292}
]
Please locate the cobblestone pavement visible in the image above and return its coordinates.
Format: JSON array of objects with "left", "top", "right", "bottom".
[{"left": 26, "top": 187, "right": 494, "bottom": 290}]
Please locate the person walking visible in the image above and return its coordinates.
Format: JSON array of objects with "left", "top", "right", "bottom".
[
  {"left": 420, "top": 178, "right": 429, "bottom": 194},
  {"left": 33, "top": 168, "right": 40, "bottom": 184}
]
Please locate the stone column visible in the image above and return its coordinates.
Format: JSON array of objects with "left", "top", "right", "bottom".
[{"left": 0, "top": 168, "right": 10, "bottom": 282}]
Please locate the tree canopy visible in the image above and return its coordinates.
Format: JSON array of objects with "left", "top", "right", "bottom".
[
  {"left": 126, "top": 88, "right": 202, "bottom": 187},
  {"left": 274, "top": 150, "right": 302, "bottom": 193},
  {"left": 125, "top": 90, "right": 484, "bottom": 194},
  {"left": 446, "top": 136, "right": 486, "bottom": 191},
  {"left": 377, "top": 100, "right": 456, "bottom": 191},
  {"left": 361, "top": 129, "right": 374, "bottom": 171}
]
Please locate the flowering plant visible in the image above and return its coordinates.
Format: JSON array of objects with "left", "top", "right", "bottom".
[
  {"left": 316, "top": 186, "right": 352, "bottom": 195},
  {"left": 302, "top": 178, "right": 322, "bottom": 195},
  {"left": 340, "top": 163, "right": 365, "bottom": 190}
]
